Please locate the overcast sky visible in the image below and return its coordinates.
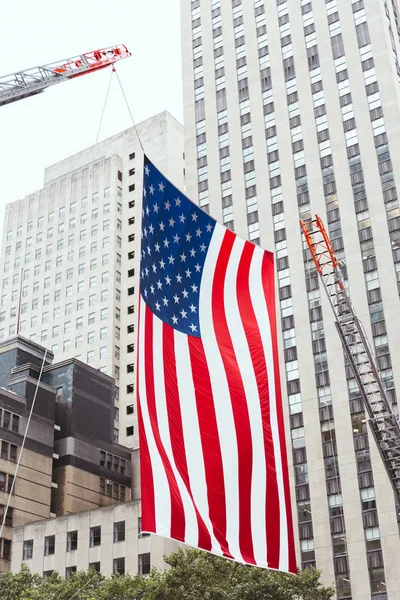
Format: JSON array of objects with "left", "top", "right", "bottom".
[{"left": 0, "top": 0, "right": 182, "bottom": 235}]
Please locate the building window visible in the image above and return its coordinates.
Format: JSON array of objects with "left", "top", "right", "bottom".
[
  {"left": 89, "top": 562, "right": 100, "bottom": 572},
  {"left": 138, "top": 517, "right": 150, "bottom": 538},
  {"left": 23, "top": 539, "right": 33, "bottom": 560},
  {"left": 2, "top": 539, "right": 11, "bottom": 561},
  {"left": 114, "top": 521, "right": 125, "bottom": 543},
  {"left": 113, "top": 557, "right": 125, "bottom": 575},
  {"left": 90, "top": 526, "right": 101, "bottom": 547},
  {"left": 44, "top": 535, "right": 55, "bottom": 556},
  {"left": 0, "top": 506, "right": 12, "bottom": 527},
  {"left": 66, "top": 566, "right": 77, "bottom": 578},
  {"left": 127, "top": 404, "right": 134, "bottom": 415},
  {"left": 126, "top": 426, "right": 134, "bottom": 436},
  {"left": 66, "top": 530, "right": 78, "bottom": 552},
  {"left": 43, "top": 570, "right": 54, "bottom": 578},
  {"left": 138, "top": 552, "right": 151, "bottom": 575}
]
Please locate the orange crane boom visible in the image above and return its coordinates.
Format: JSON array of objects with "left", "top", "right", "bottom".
[
  {"left": 300, "top": 215, "right": 400, "bottom": 505},
  {"left": 0, "top": 45, "right": 131, "bottom": 107}
]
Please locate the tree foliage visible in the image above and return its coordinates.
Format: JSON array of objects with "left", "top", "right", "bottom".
[{"left": 0, "top": 548, "right": 334, "bottom": 600}]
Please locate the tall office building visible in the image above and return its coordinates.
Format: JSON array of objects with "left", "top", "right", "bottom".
[
  {"left": 0, "top": 111, "right": 184, "bottom": 450},
  {"left": 181, "top": 1, "right": 400, "bottom": 598}
]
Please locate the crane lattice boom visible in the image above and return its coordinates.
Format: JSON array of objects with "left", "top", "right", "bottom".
[
  {"left": 0, "top": 45, "right": 131, "bottom": 107},
  {"left": 300, "top": 215, "right": 400, "bottom": 505}
]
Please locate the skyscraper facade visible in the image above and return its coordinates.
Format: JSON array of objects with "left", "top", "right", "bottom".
[
  {"left": 0, "top": 112, "right": 184, "bottom": 450},
  {"left": 181, "top": 0, "right": 400, "bottom": 598}
]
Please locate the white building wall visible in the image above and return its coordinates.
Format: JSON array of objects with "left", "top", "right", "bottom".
[
  {"left": 11, "top": 500, "right": 179, "bottom": 577},
  {"left": 181, "top": 1, "right": 400, "bottom": 598},
  {"left": 0, "top": 112, "right": 184, "bottom": 451}
]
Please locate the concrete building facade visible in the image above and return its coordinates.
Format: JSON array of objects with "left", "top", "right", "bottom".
[
  {"left": 0, "top": 335, "right": 132, "bottom": 572},
  {"left": 11, "top": 500, "right": 178, "bottom": 578},
  {"left": 0, "top": 111, "right": 184, "bottom": 450},
  {"left": 181, "top": 0, "right": 400, "bottom": 598}
]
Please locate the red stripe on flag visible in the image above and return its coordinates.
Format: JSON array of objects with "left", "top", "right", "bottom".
[
  {"left": 236, "top": 241, "right": 281, "bottom": 568},
  {"left": 137, "top": 296, "right": 156, "bottom": 533},
  {"left": 212, "top": 229, "right": 256, "bottom": 565},
  {"left": 188, "top": 335, "right": 233, "bottom": 559},
  {"left": 144, "top": 306, "right": 186, "bottom": 542},
  {"left": 262, "top": 252, "right": 297, "bottom": 574},
  {"left": 137, "top": 394, "right": 156, "bottom": 533},
  {"left": 162, "top": 323, "right": 212, "bottom": 551}
]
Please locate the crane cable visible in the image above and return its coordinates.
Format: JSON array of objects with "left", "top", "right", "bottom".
[{"left": 94, "top": 64, "right": 145, "bottom": 154}]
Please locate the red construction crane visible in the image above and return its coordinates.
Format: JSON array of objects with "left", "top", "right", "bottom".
[
  {"left": 300, "top": 215, "right": 400, "bottom": 505},
  {"left": 0, "top": 45, "right": 131, "bottom": 107}
]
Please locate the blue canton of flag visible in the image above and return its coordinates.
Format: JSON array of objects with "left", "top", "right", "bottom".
[{"left": 140, "top": 157, "right": 216, "bottom": 337}]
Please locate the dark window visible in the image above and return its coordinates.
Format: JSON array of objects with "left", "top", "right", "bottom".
[
  {"left": 356, "top": 22, "right": 370, "bottom": 47},
  {"left": 126, "top": 426, "right": 134, "bottom": 436},
  {"left": 127, "top": 384, "right": 134, "bottom": 394},
  {"left": 11, "top": 415, "right": 19, "bottom": 433},
  {"left": 117, "top": 171, "right": 123, "bottom": 182},
  {"left": 43, "top": 570, "right": 54, "bottom": 578},
  {"left": 0, "top": 472, "right": 7, "bottom": 492},
  {"left": 2, "top": 539, "right": 11, "bottom": 561},
  {"left": 89, "top": 562, "right": 100, "bottom": 572},
  {"left": 129, "top": 184, "right": 135, "bottom": 192},
  {"left": 23, "top": 539, "right": 33, "bottom": 560},
  {"left": 2, "top": 412, "right": 10, "bottom": 430},
  {"left": 44, "top": 535, "right": 55, "bottom": 556},
  {"left": 66, "top": 566, "right": 77, "bottom": 578},
  {"left": 9, "top": 445, "right": 17, "bottom": 463},
  {"left": 66, "top": 530, "right": 78, "bottom": 552},
  {"left": 113, "top": 557, "right": 125, "bottom": 575},
  {"left": 129, "top": 152, "right": 135, "bottom": 160},
  {"left": 0, "top": 506, "right": 12, "bottom": 527},
  {"left": 138, "top": 517, "right": 150, "bottom": 538},
  {"left": 129, "top": 168, "right": 135, "bottom": 176},
  {"left": 127, "top": 404, "right": 134, "bottom": 415},
  {"left": 114, "top": 521, "right": 126, "bottom": 543},
  {"left": 90, "top": 526, "right": 101, "bottom": 547},
  {"left": 138, "top": 552, "right": 151, "bottom": 575},
  {"left": 331, "top": 34, "right": 344, "bottom": 59},
  {"left": 1, "top": 441, "right": 8, "bottom": 460}
]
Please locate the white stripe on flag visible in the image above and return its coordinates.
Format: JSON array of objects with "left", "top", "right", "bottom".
[
  {"left": 199, "top": 223, "right": 242, "bottom": 561},
  {"left": 224, "top": 237, "right": 267, "bottom": 566},
  {"left": 174, "top": 329, "right": 223, "bottom": 555},
  {"left": 249, "top": 248, "right": 288, "bottom": 571},
  {"left": 152, "top": 312, "right": 199, "bottom": 548},
  {"left": 138, "top": 299, "right": 171, "bottom": 537}
]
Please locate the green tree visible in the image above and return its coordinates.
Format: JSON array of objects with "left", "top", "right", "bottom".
[{"left": 0, "top": 549, "right": 334, "bottom": 600}]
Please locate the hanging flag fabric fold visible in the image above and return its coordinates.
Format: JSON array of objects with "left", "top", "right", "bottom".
[{"left": 137, "top": 156, "right": 296, "bottom": 574}]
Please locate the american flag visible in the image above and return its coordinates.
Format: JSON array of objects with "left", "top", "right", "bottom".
[{"left": 137, "top": 157, "right": 296, "bottom": 573}]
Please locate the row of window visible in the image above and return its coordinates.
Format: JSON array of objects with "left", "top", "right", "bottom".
[
  {"left": 99, "top": 478, "right": 126, "bottom": 500},
  {"left": 23, "top": 520, "right": 148, "bottom": 557},
  {"left": 99, "top": 451, "right": 127, "bottom": 474},
  {"left": 48, "top": 553, "right": 149, "bottom": 578}
]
